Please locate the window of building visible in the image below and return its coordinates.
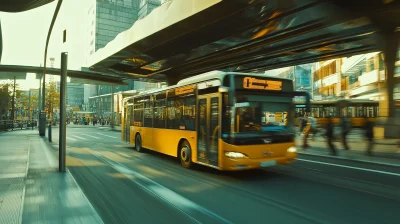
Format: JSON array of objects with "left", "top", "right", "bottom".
[
  {"left": 395, "top": 66, "right": 400, "bottom": 77},
  {"left": 379, "top": 54, "right": 385, "bottom": 71},
  {"left": 369, "top": 59, "right": 375, "bottom": 71}
]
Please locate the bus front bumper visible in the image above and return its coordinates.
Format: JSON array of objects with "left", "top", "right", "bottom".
[{"left": 222, "top": 152, "right": 296, "bottom": 171}]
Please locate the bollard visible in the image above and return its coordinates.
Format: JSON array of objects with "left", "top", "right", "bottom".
[
  {"left": 48, "top": 124, "right": 52, "bottom": 142},
  {"left": 32, "top": 121, "right": 34, "bottom": 130}
]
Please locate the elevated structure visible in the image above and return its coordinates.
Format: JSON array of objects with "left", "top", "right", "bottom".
[
  {"left": 88, "top": 0, "right": 400, "bottom": 86},
  {"left": 0, "top": 0, "right": 54, "bottom": 12},
  {"left": 0, "top": 65, "right": 125, "bottom": 85}
]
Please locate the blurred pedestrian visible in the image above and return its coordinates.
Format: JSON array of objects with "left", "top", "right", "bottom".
[
  {"left": 326, "top": 116, "right": 337, "bottom": 156},
  {"left": 364, "top": 116, "right": 374, "bottom": 156},
  {"left": 308, "top": 114, "right": 318, "bottom": 140},
  {"left": 340, "top": 116, "right": 351, "bottom": 150},
  {"left": 302, "top": 113, "right": 311, "bottom": 149}
]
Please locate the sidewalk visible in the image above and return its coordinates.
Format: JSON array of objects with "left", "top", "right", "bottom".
[{"left": 0, "top": 130, "right": 103, "bottom": 224}]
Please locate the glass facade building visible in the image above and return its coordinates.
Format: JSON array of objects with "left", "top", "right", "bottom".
[
  {"left": 277, "top": 64, "right": 313, "bottom": 95},
  {"left": 138, "top": 0, "right": 162, "bottom": 19},
  {"left": 95, "top": 0, "right": 140, "bottom": 51},
  {"left": 67, "top": 83, "right": 84, "bottom": 109}
]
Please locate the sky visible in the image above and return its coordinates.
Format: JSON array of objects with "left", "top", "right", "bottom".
[{"left": 0, "top": 0, "right": 93, "bottom": 89}]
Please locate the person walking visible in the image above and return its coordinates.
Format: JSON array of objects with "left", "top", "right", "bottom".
[
  {"left": 308, "top": 114, "right": 318, "bottom": 140},
  {"left": 340, "top": 116, "right": 351, "bottom": 150},
  {"left": 364, "top": 116, "right": 374, "bottom": 156},
  {"left": 326, "top": 116, "right": 337, "bottom": 156},
  {"left": 302, "top": 114, "right": 311, "bottom": 149}
]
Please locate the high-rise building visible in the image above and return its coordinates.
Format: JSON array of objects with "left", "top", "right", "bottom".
[
  {"left": 138, "top": 0, "right": 162, "bottom": 19},
  {"left": 276, "top": 64, "right": 313, "bottom": 95},
  {"left": 87, "top": 0, "right": 140, "bottom": 56},
  {"left": 84, "top": 0, "right": 163, "bottom": 116},
  {"left": 67, "top": 83, "right": 84, "bottom": 109}
]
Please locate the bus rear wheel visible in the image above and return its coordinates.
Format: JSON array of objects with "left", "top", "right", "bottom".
[
  {"left": 135, "top": 133, "right": 144, "bottom": 152},
  {"left": 179, "top": 140, "right": 192, "bottom": 169}
]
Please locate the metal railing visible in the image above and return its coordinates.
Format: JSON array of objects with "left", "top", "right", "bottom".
[{"left": 0, "top": 120, "right": 38, "bottom": 132}]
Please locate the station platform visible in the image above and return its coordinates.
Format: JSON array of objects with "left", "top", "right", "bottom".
[{"left": 0, "top": 130, "right": 103, "bottom": 224}]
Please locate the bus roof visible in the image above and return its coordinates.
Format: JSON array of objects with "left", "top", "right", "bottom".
[
  {"left": 177, "top": 70, "right": 291, "bottom": 86},
  {"left": 311, "top": 99, "right": 378, "bottom": 105},
  {"left": 124, "top": 70, "right": 292, "bottom": 101}
]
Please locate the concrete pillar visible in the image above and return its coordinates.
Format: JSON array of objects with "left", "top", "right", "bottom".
[
  {"left": 380, "top": 31, "right": 399, "bottom": 117},
  {"left": 375, "top": 30, "right": 400, "bottom": 139}
]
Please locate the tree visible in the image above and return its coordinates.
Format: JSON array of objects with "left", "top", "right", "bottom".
[
  {"left": 45, "top": 81, "right": 60, "bottom": 120},
  {"left": 0, "top": 80, "right": 41, "bottom": 120},
  {"left": 0, "top": 80, "right": 16, "bottom": 120},
  {"left": 0, "top": 84, "right": 10, "bottom": 119}
]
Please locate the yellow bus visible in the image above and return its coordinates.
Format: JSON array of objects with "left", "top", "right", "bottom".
[
  {"left": 295, "top": 99, "right": 378, "bottom": 127},
  {"left": 121, "top": 71, "right": 310, "bottom": 171}
]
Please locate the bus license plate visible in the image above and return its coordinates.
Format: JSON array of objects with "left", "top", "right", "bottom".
[{"left": 260, "top": 160, "right": 277, "bottom": 167}]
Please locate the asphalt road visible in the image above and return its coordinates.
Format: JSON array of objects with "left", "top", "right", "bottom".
[{"left": 49, "top": 125, "right": 400, "bottom": 224}]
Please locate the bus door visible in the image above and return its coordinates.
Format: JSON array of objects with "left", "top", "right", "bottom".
[
  {"left": 197, "top": 94, "right": 220, "bottom": 167},
  {"left": 124, "top": 106, "right": 130, "bottom": 142}
]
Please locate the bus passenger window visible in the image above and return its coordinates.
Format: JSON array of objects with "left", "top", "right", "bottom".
[
  {"left": 143, "top": 98, "right": 153, "bottom": 127},
  {"left": 154, "top": 98, "right": 166, "bottom": 128}
]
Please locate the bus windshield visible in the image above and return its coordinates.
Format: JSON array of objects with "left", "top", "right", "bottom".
[{"left": 234, "top": 94, "right": 293, "bottom": 133}]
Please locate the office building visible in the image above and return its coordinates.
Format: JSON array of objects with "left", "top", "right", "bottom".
[
  {"left": 276, "top": 64, "right": 313, "bottom": 95},
  {"left": 67, "top": 83, "right": 84, "bottom": 109},
  {"left": 138, "top": 0, "right": 162, "bottom": 19}
]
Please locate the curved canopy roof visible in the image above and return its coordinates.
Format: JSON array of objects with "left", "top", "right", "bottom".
[
  {"left": 88, "top": 0, "right": 400, "bottom": 84},
  {"left": 0, "top": 0, "right": 54, "bottom": 13}
]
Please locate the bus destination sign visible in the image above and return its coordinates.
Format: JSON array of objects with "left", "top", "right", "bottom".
[
  {"left": 175, "top": 85, "right": 195, "bottom": 95},
  {"left": 243, "top": 77, "right": 282, "bottom": 91}
]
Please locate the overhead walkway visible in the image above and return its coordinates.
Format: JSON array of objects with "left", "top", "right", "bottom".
[
  {"left": 88, "top": 0, "right": 400, "bottom": 84},
  {"left": 0, "top": 65, "right": 126, "bottom": 85}
]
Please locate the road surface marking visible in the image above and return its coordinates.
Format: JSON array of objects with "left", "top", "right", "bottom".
[
  {"left": 96, "top": 133, "right": 118, "bottom": 138},
  {"left": 71, "top": 135, "right": 87, "bottom": 140},
  {"left": 297, "top": 158, "right": 400, "bottom": 177},
  {"left": 66, "top": 137, "right": 76, "bottom": 141},
  {"left": 81, "top": 134, "right": 100, "bottom": 139},
  {"left": 92, "top": 153, "right": 232, "bottom": 224}
]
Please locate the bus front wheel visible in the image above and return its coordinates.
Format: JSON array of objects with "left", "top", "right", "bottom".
[
  {"left": 135, "top": 134, "right": 144, "bottom": 152},
  {"left": 179, "top": 140, "right": 192, "bottom": 169}
]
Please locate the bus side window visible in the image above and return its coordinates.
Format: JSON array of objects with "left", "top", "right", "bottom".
[
  {"left": 183, "top": 96, "right": 195, "bottom": 131},
  {"left": 166, "top": 97, "right": 175, "bottom": 129}
]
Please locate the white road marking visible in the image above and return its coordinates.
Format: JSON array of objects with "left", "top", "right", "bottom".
[
  {"left": 92, "top": 153, "right": 232, "bottom": 224},
  {"left": 66, "top": 137, "right": 76, "bottom": 141},
  {"left": 81, "top": 134, "right": 100, "bottom": 139},
  {"left": 297, "top": 158, "right": 400, "bottom": 177},
  {"left": 96, "top": 133, "right": 118, "bottom": 138},
  {"left": 71, "top": 135, "right": 87, "bottom": 140}
]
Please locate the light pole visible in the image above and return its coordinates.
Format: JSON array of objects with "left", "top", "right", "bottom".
[{"left": 40, "top": 0, "right": 64, "bottom": 136}]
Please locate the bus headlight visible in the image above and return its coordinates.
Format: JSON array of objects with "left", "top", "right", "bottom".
[
  {"left": 225, "top": 152, "right": 248, "bottom": 159},
  {"left": 287, "top": 147, "right": 297, "bottom": 153}
]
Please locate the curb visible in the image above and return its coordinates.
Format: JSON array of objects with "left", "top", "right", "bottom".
[
  {"left": 297, "top": 151, "right": 400, "bottom": 168},
  {"left": 41, "top": 137, "right": 104, "bottom": 224}
]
